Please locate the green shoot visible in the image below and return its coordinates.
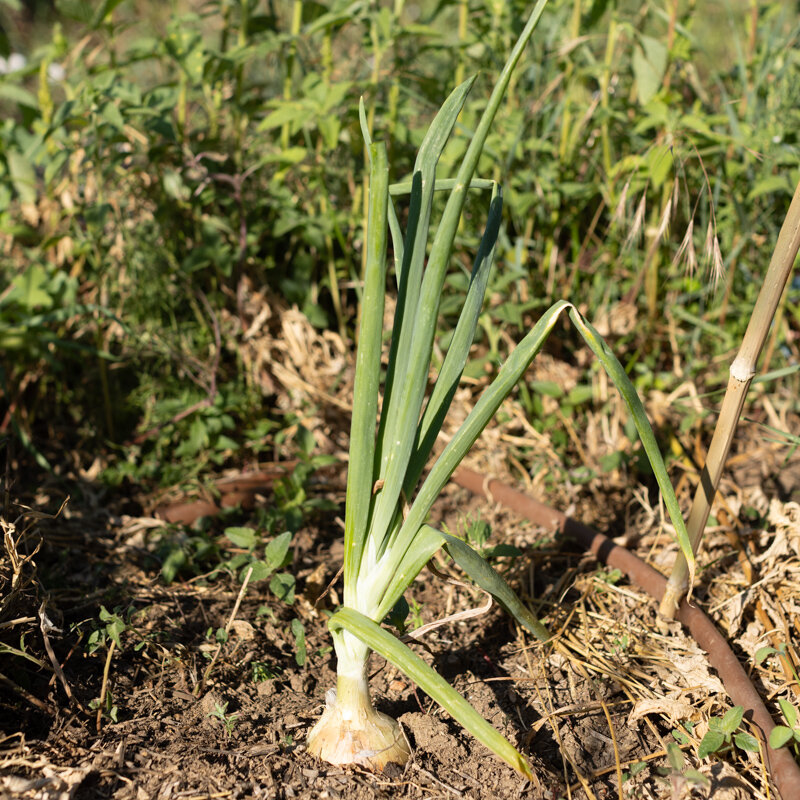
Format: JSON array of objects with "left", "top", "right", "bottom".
[
  {"left": 769, "top": 699, "right": 800, "bottom": 751},
  {"left": 696, "top": 706, "right": 760, "bottom": 758}
]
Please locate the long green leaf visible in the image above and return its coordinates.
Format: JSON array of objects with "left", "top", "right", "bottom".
[
  {"left": 389, "top": 178, "right": 495, "bottom": 195},
  {"left": 402, "top": 0, "right": 550, "bottom": 422},
  {"left": 567, "top": 307, "right": 695, "bottom": 588},
  {"left": 343, "top": 142, "right": 390, "bottom": 594},
  {"left": 386, "top": 300, "right": 571, "bottom": 577},
  {"left": 406, "top": 184, "right": 503, "bottom": 492},
  {"left": 359, "top": 98, "right": 404, "bottom": 278},
  {"left": 372, "top": 0, "right": 550, "bottom": 559},
  {"left": 329, "top": 607, "right": 533, "bottom": 779},
  {"left": 383, "top": 299, "right": 691, "bottom": 593},
  {"left": 445, "top": 526, "right": 547, "bottom": 641},
  {"left": 370, "top": 77, "right": 478, "bottom": 549},
  {"left": 374, "top": 523, "right": 550, "bottom": 642}
]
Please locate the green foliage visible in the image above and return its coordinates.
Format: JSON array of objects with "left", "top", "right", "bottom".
[
  {"left": 697, "top": 706, "right": 760, "bottom": 759},
  {"left": 655, "top": 742, "right": 710, "bottom": 793},
  {"left": 251, "top": 660, "right": 281, "bottom": 683},
  {"left": 228, "top": 527, "right": 295, "bottom": 603},
  {"left": 1, "top": 0, "right": 798, "bottom": 486},
  {"left": 769, "top": 699, "right": 800, "bottom": 751},
  {"left": 755, "top": 645, "right": 800, "bottom": 751},
  {"left": 290, "top": 618, "right": 306, "bottom": 667},
  {"left": 154, "top": 529, "right": 220, "bottom": 585},
  {"left": 207, "top": 700, "right": 238, "bottom": 737},
  {"left": 463, "top": 515, "right": 522, "bottom": 559},
  {"left": 80, "top": 604, "right": 162, "bottom": 656},
  {"left": 148, "top": 448, "right": 333, "bottom": 586},
  {"left": 86, "top": 605, "right": 128, "bottom": 653}
]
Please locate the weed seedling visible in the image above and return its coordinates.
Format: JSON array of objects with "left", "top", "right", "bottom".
[
  {"left": 656, "top": 743, "right": 710, "bottom": 799},
  {"left": 697, "top": 706, "right": 759, "bottom": 759},
  {"left": 251, "top": 661, "right": 281, "bottom": 683},
  {"left": 223, "top": 525, "right": 296, "bottom": 604},
  {"left": 290, "top": 618, "right": 306, "bottom": 667},
  {"left": 84, "top": 605, "right": 136, "bottom": 732},
  {"left": 208, "top": 701, "right": 238, "bottom": 737},
  {"left": 768, "top": 699, "right": 800, "bottom": 752}
]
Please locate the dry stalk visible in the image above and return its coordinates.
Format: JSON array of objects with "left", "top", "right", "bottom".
[
  {"left": 198, "top": 565, "right": 253, "bottom": 693},
  {"left": 659, "top": 179, "right": 800, "bottom": 617},
  {"left": 96, "top": 639, "right": 116, "bottom": 734}
]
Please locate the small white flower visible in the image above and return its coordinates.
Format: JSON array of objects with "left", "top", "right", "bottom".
[
  {"left": 7, "top": 52, "right": 27, "bottom": 72},
  {"left": 48, "top": 62, "right": 66, "bottom": 82}
]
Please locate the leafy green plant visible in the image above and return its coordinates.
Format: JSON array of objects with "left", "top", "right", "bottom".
[
  {"left": 251, "top": 661, "right": 281, "bottom": 683},
  {"left": 224, "top": 526, "right": 295, "bottom": 604},
  {"left": 656, "top": 742, "right": 710, "bottom": 799},
  {"left": 290, "top": 618, "right": 306, "bottom": 668},
  {"left": 306, "top": 2, "right": 694, "bottom": 776},
  {"left": 154, "top": 530, "right": 220, "bottom": 585},
  {"left": 696, "top": 706, "right": 759, "bottom": 759},
  {"left": 756, "top": 642, "right": 800, "bottom": 685},
  {"left": 768, "top": 699, "right": 800, "bottom": 751},
  {"left": 622, "top": 758, "right": 648, "bottom": 786},
  {"left": 463, "top": 515, "right": 521, "bottom": 560},
  {"left": 208, "top": 700, "right": 238, "bottom": 738},
  {"left": 757, "top": 642, "right": 800, "bottom": 753},
  {"left": 82, "top": 604, "right": 161, "bottom": 730}
]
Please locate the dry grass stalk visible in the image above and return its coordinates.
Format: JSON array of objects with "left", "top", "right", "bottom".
[
  {"left": 673, "top": 219, "right": 697, "bottom": 275},
  {"left": 623, "top": 191, "right": 647, "bottom": 251},
  {"left": 660, "top": 179, "right": 800, "bottom": 617}
]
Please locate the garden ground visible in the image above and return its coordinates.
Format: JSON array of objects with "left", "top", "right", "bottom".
[{"left": 3, "top": 307, "right": 799, "bottom": 800}]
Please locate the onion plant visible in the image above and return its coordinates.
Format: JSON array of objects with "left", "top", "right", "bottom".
[{"left": 307, "top": 1, "right": 693, "bottom": 776}]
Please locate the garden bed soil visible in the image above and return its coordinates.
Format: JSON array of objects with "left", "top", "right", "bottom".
[{"left": 3, "top": 451, "right": 799, "bottom": 800}]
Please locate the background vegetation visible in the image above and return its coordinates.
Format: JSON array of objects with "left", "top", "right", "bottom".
[{"left": 1, "top": 0, "right": 798, "bottom": 494}]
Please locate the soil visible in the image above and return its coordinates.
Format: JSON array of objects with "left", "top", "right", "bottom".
[{"left": 4, "top": 454, "right": 797, "bottom": 800}]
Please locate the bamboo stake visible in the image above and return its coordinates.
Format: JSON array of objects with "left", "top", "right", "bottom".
[{"left": 659, "top": 179, "right": 800, "bottom": 618}]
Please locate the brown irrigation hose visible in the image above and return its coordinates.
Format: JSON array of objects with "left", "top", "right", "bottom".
[{"left": 451, "top": 466, "right": 800, "bottom": 800}]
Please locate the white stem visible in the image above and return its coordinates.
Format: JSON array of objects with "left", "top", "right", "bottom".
[{"left": 306, "top": 629, "right": 410, "bottom": 770}]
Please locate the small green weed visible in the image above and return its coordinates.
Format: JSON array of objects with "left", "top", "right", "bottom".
[
  {"left": 621, "top": 759, "right": 647, "bottom": 784},
  {"left": 696, "top": 706, "right": 759, "bottom": 759},
  {"left": 671, "top": 719, "right": 696, "bottom": 746},
  {"left": 756, "top": 642, "right": 800, "bottom": 754},
  {"left": 88, "top": 690, "right": 119, "bottom": 724},
  {"left": 595, "top": 567, "right": 623, "bottom": 588},
  {"left": 156, "top": 530, "right": 220, "bottom": 585},
  {"left": 756, "top": 642, "right": 800, "bottom": 684},
  {"left": 290, "top": 619, "right": 306, "bottom": 667},
  {"left": 85, "top": 606, "right": 128, "bottom": 655},
  {"left": 768, "top": 699, "right": 800, "bottom": 751},
  {"left": 80, "top": 605, "right": 161, "bottom": 729},
  {"left": 655, "top": 743, "right": 710, "bottom": 799},
  {"left": 208, "top": 701, "right": 238, "bottom": 737},
  {"left": 463, "top": 516, "right": 522, "bottom": 560},
  {"left": 251, "top": 661, "right": 281, "bottom": 683},
  {"left": 224, "top": 526, "right": 295, "bottom": 603},
  {"left": 384, "top": 596, "right": 411, "bottom": 635}
]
